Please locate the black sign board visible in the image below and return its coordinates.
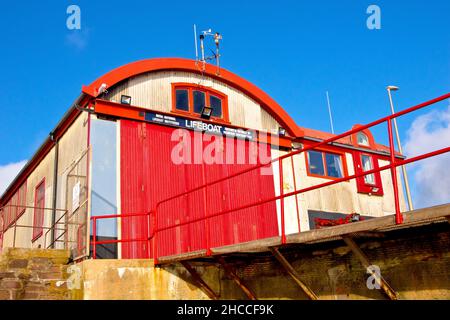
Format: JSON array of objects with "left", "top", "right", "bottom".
[{"left": 144, "top": 111, "right": 255, "bottom": 140}]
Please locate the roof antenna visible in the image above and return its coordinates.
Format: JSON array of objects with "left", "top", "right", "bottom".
[
  {"left": 193, "top": 24, "right": 199, "bottom": 62},
  {"left": 196, "top": 27, "right": 222, "bottom": 75},
  {"left": 326, "top": 91, "right": 335, "bottom": 134}
]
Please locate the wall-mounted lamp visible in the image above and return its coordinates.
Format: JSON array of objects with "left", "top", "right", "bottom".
[
  {"left": 201, "top": 106, "right": 213, "bottom": 119},
  {"left": 121, "top": 95, "right": 132, "bottom": 105},
  {"left": 291, "top": 141, "right": 302, "bottom": 150},
  {"left": 278, "top": 127, "right": 286, "bottom": 136}
]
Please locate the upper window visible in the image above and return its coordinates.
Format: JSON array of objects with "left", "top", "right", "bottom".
[
  {"left": 352, "top": 151, "right": 384, "bottom": 195},
  {"left": 307, "top": 150, "right": 345, "bottom": 179},
  {"left": 172, "top": 83, "right": 228, "bottom": 121},
  {"left": 175, "top": 89, "right": 189, "bottom": 112},
  {"left": 361, "top": 154, "right": 375, "bottom": 185},
  {"left": 357, "top": 132, "right": 370, "bottom": 146}
]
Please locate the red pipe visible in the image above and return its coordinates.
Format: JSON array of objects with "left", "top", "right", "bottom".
[
  {"left": 387, "top": 120, "right": 403, "bottom": 224},
  {"left": 92, "top": 217, "right": 97, "bottom": 259},
  {"left": 290, "top": 156, "right": 301, "bottom": 232},
  {"left": 279, "top": 159, "right": 286, "bottom": 244}
]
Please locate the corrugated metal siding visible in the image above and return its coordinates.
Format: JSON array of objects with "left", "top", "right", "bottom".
[{"left": 120, "top": 120, "right": 278, "bottom": 259}]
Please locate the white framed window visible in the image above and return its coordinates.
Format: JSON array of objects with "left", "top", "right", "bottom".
[
  {"left": 357, "top": 132, "right": 370, "bottom": 146},
  {"left": 361, "top": 154, "right": 375, "bottom": 185}
]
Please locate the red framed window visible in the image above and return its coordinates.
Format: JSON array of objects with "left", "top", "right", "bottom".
[
  {"left": 32, "top": 179, "right": 45, "bottom": 241},
  {"left": 3, "top": 181, "right": 27, "bottom": 230},
  {"left": 306, "top": 149, "right": 348, "bottom": 180},
  {"left": 17, "top": 183, "right": 27, "bottom": 216},
  {"left": 353, "top": 151, "right": 384, "bottom": 196},
  {"left": 171, "top": 83, "right": 229, "bottom": 122}
]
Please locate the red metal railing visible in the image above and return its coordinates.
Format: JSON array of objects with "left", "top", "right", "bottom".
[
  {"left": 89, "top": 93, "right": 450, "bottom": 262},
  {"left": 90, "top": 212, "right": 152, "bottom": 259},
  {"left": 0, "top": 204, "right": 72, "bottom": 249}
]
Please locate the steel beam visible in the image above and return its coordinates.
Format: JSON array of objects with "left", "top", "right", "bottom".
[
  {"left": 342, "top": 236, "right": 398, "bottom": 300},
  {"left": 215, "top": 256, "right": 257, "bottom": 300},
  {"left": 180, "top": 261, "right": 219, "bottom": 300},
  {"left": 270, "top": 247, "right": 318, "bottom": 300}
]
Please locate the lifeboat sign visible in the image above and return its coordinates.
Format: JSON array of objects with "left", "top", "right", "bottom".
[{"left": 144, "top": 111, "right": 254, "bottom": 140}]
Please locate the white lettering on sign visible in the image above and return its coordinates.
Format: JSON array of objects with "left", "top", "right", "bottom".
[{"left": 185, "top": 120, "right": 222, "bottom": 134}]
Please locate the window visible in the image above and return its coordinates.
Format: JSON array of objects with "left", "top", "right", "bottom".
[
  {"left": 3, "top": 182, "right": 27, "bottom": 230},
  {"left": 357, "top": 132, "right": 369, "bottom": 146},
  {"left": 175, "top": 89, "right": 189, "bottom": 112},
  {"left": 210, "top": 95, "right": 222, "bottom": 118},
  {"left": 308, "top": 151, "right": 325, "bottom": 176},
  {"left": 172, "top": 83, "right": 228, "bottom": 121},
  {"left": 361, "top": 154, "right": 375, "bottom": 185},
  {"left": 325, "top": 153, "right": 344, "bottom": 178},
  {"left": 307, "top": 150, "right": 345, "bottom": 179},
  {"left": 193, "top": 90, "right": 206, "bottom": 114},
  {"left": 32, "top": 179, "right": 45, "bottom": 241},
  {"left": 353, "top": 151, "right": 384, "bottom": 195}
]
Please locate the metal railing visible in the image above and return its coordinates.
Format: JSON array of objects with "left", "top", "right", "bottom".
[
  {"left": 0, "top": 204, "right": 79, "bottom": 250},
  {"left": 89, "top": 93, "right": 450, "bottom": 262},
  {"left": 90, "top": 212, "right": 152, "bottom": 259}
]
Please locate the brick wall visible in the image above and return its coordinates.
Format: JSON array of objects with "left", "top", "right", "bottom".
[{"left": 0, "top": 248, "right": 71, "bottom": 300}]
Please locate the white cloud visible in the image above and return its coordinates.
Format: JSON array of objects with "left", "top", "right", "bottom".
[
  {"left": 0, "top": 160, "right": 28, "bottom": 196},
  {"left": 403, "top": 101, "right": 450, "bottom": 208}
]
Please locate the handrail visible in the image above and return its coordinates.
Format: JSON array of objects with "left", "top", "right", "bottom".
[
  {"left": 87, "top": 93, "right": 450, "bottom": 263},
  {"left": 90, "top": 212, "right": 152, "bottom": 259},
  {"left": 155, "top": 92, "right": 450, "bottom": 212},
  {"left": 0, "top": 204, "right": 70, "bottom": 250},
  {"left": 149, "top": 92, "right": 450, "bottom": 263}
]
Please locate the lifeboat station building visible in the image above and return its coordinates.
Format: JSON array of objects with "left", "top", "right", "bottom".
[{"left": 0, "top": 58, "right": 408, "bottom": 261}]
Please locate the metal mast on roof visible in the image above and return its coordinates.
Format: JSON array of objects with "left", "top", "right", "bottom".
[
  {"left": 326, "top": 91, "right": 335, "bottom": 134},
  {"left": 193, "top": 25, "right": 222, "bottom": 75}
]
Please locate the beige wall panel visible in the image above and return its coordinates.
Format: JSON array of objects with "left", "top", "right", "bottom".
[
  {"left": 103, "top": 71, "right": 281, "bottom": 132},
  {"left": 3, "top": 148, "right": 55, "bottom": 249},
  {"left": 2, "top": 113, "right": 89, "bottom": 250}
]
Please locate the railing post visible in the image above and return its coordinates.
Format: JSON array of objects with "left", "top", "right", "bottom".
[
  {"left": 147, "top": 211, "right": 153, "bottom": 258},
  {"left": 153, "top": 209, "right": 158, "bottom": 265},
  {"left": 201, "top": 162, "right": 211, "bottom": 256},
  {"left": 290, "top": 156, "right": 301, "bottom": 233},
  {"left": 13, "top": 212, "right": 17, "bottom": 248},
  {"left": 92, "top": 217, "right": 97, "bottom": 259},
  {"left": 279, "top": 159, "right": 286, "bottom": 244},
  {"left": 387, "top": 119, "right": 403, "bottom": 224}
]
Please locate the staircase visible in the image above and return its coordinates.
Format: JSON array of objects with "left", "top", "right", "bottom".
[{"left": 0, "top": 248, "right": 71, "bottom": 300}]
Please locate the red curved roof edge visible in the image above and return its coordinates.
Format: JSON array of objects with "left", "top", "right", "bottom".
[{"left": 81, "top": 57, "right": 304, "bottom": 137}]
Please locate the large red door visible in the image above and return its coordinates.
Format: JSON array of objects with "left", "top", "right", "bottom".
[{"left": 120, "top": 120, "right": 278, "bottom": 258}]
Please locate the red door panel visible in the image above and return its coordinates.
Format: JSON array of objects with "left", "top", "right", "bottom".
[{"left": 120, "top": 120, "right": 278, "bottom": 258}]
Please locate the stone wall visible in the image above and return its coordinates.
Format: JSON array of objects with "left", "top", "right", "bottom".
[{"left": 0, "top": 248, "right": 71, "bottom": 300}]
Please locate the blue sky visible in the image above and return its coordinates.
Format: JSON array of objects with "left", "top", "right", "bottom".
[{"left": 0, "top": 1, "right": 449, "bottom": 207}]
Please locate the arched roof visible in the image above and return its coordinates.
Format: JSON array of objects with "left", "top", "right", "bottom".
[{"left": 82, "top": 57, "right": 302, "bottom": 137}]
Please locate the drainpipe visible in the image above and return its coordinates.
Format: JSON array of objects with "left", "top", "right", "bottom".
[{"left": 50, "top": 131, "right": 59, "bottom": 248}]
